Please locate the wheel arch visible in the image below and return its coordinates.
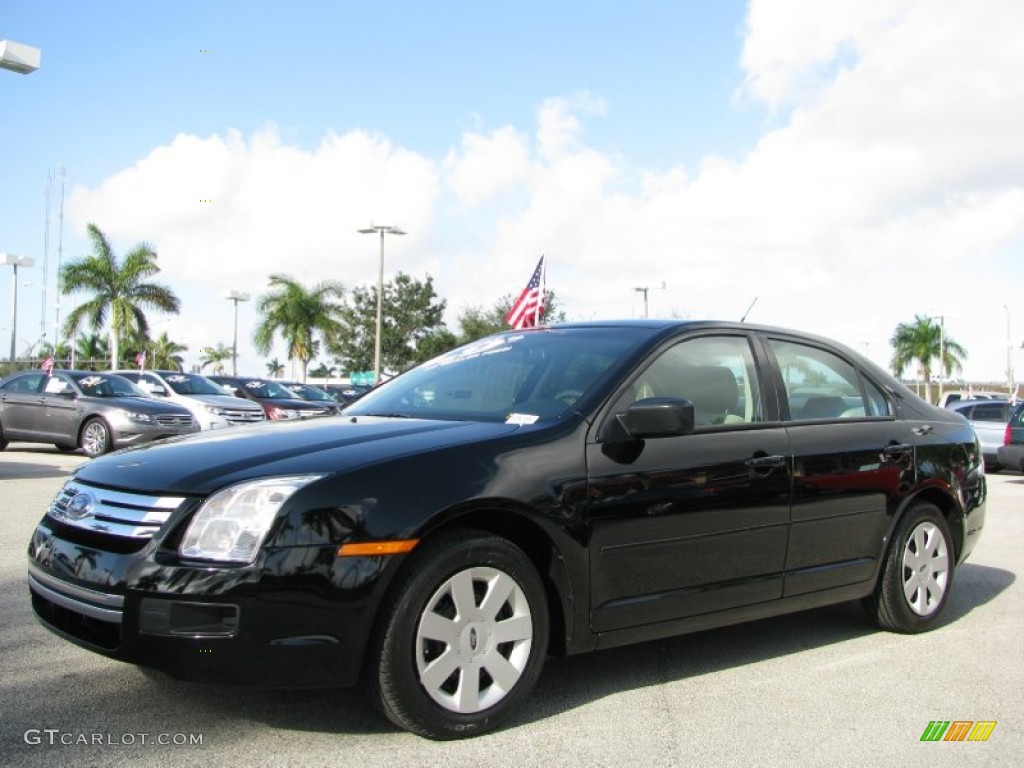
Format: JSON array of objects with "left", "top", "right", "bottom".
[
  {"left": 897, "top": 486, "right": 964, "bottom": 562},
  {"left": 407, "top": 503, "right": 577, "bottom": 657}
]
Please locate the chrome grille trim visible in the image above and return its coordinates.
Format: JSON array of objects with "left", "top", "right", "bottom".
[
  {"left": 48, "top": 482, "right": 186, "bottom": 540},
  {"left": 154, "top": 414, "right": 195, "bottom": 428},
  {"left": 28, "top": 571, "right": 124, "bottom": 624},
  {"left": 223, "top": 408, "right": 265, "bottom": 423}
]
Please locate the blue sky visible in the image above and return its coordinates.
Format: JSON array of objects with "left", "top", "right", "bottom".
[{"left": 2, "top": 0, "right": 1023, "bottom": 381}]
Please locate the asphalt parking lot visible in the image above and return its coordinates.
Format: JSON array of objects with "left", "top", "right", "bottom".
[{"left": 1, "top": 444, "right": 1021, "bottom": 767}]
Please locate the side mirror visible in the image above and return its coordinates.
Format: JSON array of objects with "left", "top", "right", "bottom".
[{"left": 602, "top": 397, "right": 696, "bottom": 441}]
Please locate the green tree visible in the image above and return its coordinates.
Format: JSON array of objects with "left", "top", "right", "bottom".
[
  {"left": 890, "top": 315, "right": 967, "bottom": 402},
  {"left": 265, "top": 358, "right": 285, "bottom": 378},
  {"left": 200, "top": 343, "right": 234, "bottom": 375},
  {"left": 151, "top": 332, "right": 188, "bottom": 371},
  {"left": 253, "top": 275, "right": 344, "bottom": 383},
  {"left": 60, "top": 223, "right": 181, "bottom": 369},
  {"left": 73, "top": 333, "right": 110, "bottom": 371},
  {"left": 333, "top": 272, "right": 447, "bottom": 375}
]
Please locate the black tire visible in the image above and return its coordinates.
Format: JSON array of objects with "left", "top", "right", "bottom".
[
  {"left": 80, "top": 418, "right": 111, "bottom": 458},
  {"left": 364, "top": 530, "right": 549, "bottom": 740},
  {"left": 0, "top": 420, "right": 7, "bottom": 451},
  {"left": 985, "top": 463, "right": 1002, "bottom": 474},
  {"left": 864, "top": 502, "right": 954, "bottom": 633}
]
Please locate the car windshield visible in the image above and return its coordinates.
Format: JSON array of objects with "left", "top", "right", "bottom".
[
  {"left": 69, "top": 373, "right": 146, "bottom": 398},
  {"left": 162, "top": 373, "right": 230, "bottom": 396},
  {"left": 285, "top": 384, "right": 334, "bottom": 401},
  {"left": 238, "top": 379, "right": 298, "bottom": 399},
  {"left": 346, "top": 328, "right": 645, "bottom": 423}
]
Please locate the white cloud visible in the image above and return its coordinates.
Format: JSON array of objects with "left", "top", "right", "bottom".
[{"left": 66, "top": 1, "right": 1024, "bottom": 381}]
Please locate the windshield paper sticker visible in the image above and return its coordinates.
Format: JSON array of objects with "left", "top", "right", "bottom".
[{"left": 506, "top": 413, "right": 539, "bottom": 425}]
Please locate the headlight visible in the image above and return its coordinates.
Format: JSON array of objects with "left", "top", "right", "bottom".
[
  {"left": 268, "top": 407, "right": 298, "bottom": 420},
  {"left": 203, "top": 404, "right": 226, "bottom": 415},
  {"left": 126, "top": 412, "right": 154, "bottom": 423},
  {"left": 179, "top": 475, "right": 323, "bottom": 563}
]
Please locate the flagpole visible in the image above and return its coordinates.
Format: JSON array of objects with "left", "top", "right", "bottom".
[{"left": 536, "top": 255, "right": 545, "bottom": 327}]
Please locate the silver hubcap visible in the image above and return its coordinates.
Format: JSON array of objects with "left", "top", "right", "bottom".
[
  {"left": 83, "top": 422, "right": 107, "bottom": 456},
  {"left": 415, "top": 566, "right": 533, "bottom": 714},
  {"left": 902, "top": 521, "right": 949, "bottom": 616}
]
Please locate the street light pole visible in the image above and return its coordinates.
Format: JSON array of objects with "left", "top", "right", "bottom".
[
  {"left": 223, "top": 290, "right": 250, "bottom": 376},
  {"left": 3, "top": 254, "right": 35, "bottom": 368},
  {"left": 357, "top": 225, "right": 406, "bottom": 385},
  {"left": 1004, "top": 305, "right": 1015, "bottom": 396}
]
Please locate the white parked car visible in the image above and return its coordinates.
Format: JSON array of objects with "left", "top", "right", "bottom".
[
  {"left": 937, "top": 390, "right": 1004, "bottom": 408},
  {"left": 113, "top": 370, "right": 266, "bottom": 430}
]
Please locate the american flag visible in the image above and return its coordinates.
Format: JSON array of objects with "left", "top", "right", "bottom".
[
  {"left": 505, "top": 256, "right": 546, "bottom": 330},
  {"left": 42, "top": 356, "right": 55, "bottom": 375}
]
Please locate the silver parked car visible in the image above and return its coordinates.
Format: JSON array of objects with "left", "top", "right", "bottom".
[
  {"left": 113, "top": 370, "right": 266, "bottom": 430},
  {"left": 0, "top": 370, "right": 198, "bottom": 457},
  {"left": 946, "top": 398, "right": 1015, "bottom": 472}
]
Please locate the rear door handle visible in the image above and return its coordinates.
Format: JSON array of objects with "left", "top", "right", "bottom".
[
  {"left": 745, "top": 455, "right": 787, "bottom": 472},
  {"left": 882, "top": 443, "right": 912, "bottom": 462}
]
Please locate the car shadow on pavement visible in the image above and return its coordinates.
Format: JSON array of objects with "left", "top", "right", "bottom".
[
  {"left": 2, "top": 563, "right": 1013, "bottom": 744},
  {"left": 0, "top": 461, "right": 76, "bottom": 480}
]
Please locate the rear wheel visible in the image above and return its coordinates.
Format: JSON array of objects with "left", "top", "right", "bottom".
[
  {"left": 865, "top": 501, "right": 954, "bottom": 633},
  {"left": 365, "top": 530, "right": 549, "bottom": 740},
  {"left": 0, "top": 420, "right": 7, "bottom": 451},
  {"left": 80, "top": 418, "right": 111, "bottom": 458}
]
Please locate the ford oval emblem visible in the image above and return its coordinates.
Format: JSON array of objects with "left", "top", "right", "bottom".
[{"left": 66, "top": 492, "right": 94, "bottom": 521}]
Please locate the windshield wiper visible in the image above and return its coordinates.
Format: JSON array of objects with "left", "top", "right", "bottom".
[{"left": 356, "top": 411, "right": 412, "bottom": 418}]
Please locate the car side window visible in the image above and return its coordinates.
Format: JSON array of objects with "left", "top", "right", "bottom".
[
  {"left": 3, "top": 373, "right": 45, "bottom": 393},
  {"left": 768, "top": 339, "right": 891, "bottom": 420},
  {"left": 971, "top": 404, "right": 1008, "bottom": 422},
  {"left": 626, "top": 335, "right": 763, "bottom": 428},
  {"left": 43, "top": 376, "right": 73, "bottom": 395}
]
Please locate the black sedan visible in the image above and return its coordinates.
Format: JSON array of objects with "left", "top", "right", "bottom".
[
  {"left": 1, "top": 369, "right": 198, "bottom": 457},
  {"left": 26, "top": 322, "right": 986, "bottom": 739}
]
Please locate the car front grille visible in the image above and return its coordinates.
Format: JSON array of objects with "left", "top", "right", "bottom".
[
  {"left": 48, "top": 481, "right": 186, "bottom": 540},
  {"left": 154, "top": 414, "right": 195, "bottom": 428},
  {"left": 222, "top": 408, "right": 265, "bottom": 424}
]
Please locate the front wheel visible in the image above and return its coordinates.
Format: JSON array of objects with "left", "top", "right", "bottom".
[
  {"left": 864, "top": 502, "right": 954, "bottom": 633},
  {"left": 80, "top": 418, "right": 111, "bottom": 458},
  {"left": 365, "top": 530, "right": 549, "bottom": 740}
]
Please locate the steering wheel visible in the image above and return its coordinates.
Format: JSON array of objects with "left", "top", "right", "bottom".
[{"left": 554, "top": 389, "right": 584, "bottom": 405}]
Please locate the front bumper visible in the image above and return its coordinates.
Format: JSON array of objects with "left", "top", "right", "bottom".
[{"left": 27, "top": 518, "right": 385, "bottom": 689}]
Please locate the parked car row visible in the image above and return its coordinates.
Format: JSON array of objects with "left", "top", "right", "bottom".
[{"left": 0, "top": 367, "right": 368, "bottom": 457}]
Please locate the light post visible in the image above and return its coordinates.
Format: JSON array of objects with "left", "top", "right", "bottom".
[
  {"left": 0, "top": 40, "right": 41, "bottom": 74},
  {"left": 1004, "top": 305, "right": 1015, "bottom": 395},
  {"left": 937, "top": 315, "right": 945, "bottom": 403},
  {"left": 223, "top": 290, "right": 250, "bottom": 376},
  {"left": 634, "top": 282, "right": 666, "bottom": 319},
  {"left": 357, "top": 225, "right": 406, "bottom": 384},
  {"left": 2, "top": 254, "right": 35, "bottom": 368},
  {"left": 23, "top": 281, "right": 62, "bottom": 353}
]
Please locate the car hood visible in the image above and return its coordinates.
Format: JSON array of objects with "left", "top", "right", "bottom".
[
  {"left": 255, "top": 397, "right": 329, "bottom": 410},
  {"left": 88, "top": 396, "right": 193, "bottom": 415},
  {"left": 185, "top": 394, "right": 263, "bottom": 410},
  {"left": 73, "top": 416, "right": 521, "bottom": 494}
]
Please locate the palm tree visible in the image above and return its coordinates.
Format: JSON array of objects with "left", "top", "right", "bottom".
[
  {"left": 60, "top": 223, "right": 181, "bottom": 369},
  {"left": 151, "top": 332, "right": 188, "bottom": 371},
  {"left": 200, "top": 343, "right": 234, "bottom": 375},
  {"left": 266, "top": 358, "right": 285, "bottom": 378},
  {"left": 74, "top": 333, "right": 110, "bottom": 371},
  {"left": 254, "top": 274, "right": 344, "bottom": 382},
  {"left": 890, "top": 315, "right": 967, "bottom": 402}
]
